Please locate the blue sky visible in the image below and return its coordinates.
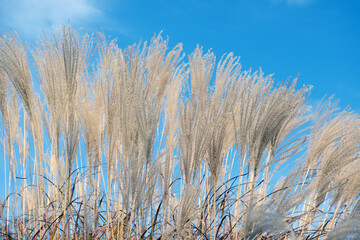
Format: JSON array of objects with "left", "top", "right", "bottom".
[
  {"left": 0, "top": 0, "right": 359, "bottom": 201},
  {"left": 0, "top": 0, "right": 359, "bottom": 110}
]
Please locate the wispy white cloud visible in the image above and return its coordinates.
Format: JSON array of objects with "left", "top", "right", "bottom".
[
  {"left": 0, "top": 0, "right": 102, "bottom": 39},
  {"left": 269, "top": 0, "right": 313, "bottom": 6}
]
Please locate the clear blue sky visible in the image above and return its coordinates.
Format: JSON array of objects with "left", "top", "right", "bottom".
[{"left": 0, "top": 0, "right": 359, "bottom": 201}]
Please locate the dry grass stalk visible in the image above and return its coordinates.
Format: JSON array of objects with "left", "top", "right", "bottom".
[{"left": 0, "top": 26, "right": 359, "bottom": 239}]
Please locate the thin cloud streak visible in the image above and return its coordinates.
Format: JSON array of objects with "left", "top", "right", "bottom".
[
  {"left": 0, "top": 0, "right": 101, "bottom": 39},
  {"left": 269, "top": 0, "right": 313, "bottom": 6}
]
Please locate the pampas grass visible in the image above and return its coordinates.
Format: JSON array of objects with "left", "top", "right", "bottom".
[{"left": 0, "top": 26, "right": 359, "bottom": 239}]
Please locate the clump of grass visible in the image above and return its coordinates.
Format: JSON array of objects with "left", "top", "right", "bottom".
[{"left": 0, "top": 25, "right": 360, "bottom": 239}]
